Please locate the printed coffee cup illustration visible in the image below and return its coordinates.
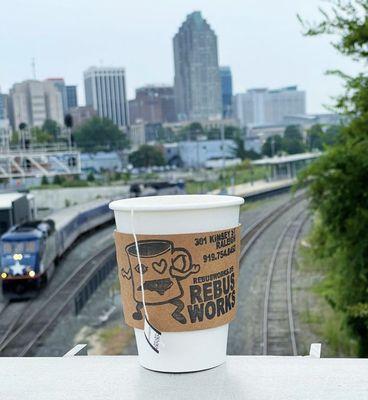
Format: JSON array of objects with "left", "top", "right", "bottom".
[
  {"left": 123, "top": 239, "right": 200, "bottom": 324},
  {"left": 110, "top": 194, "right": 244, "bottom": 373}
]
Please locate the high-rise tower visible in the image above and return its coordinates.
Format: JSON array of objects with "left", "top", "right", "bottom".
[
  {"left": 173, "top": 11, "right": 222, "bottom": 121},
  {"left": 220, "top": 66, "right": 233, "bottom": 118},
  {"left": 84, "top": 67, "right": 129, "bottom": 129}
]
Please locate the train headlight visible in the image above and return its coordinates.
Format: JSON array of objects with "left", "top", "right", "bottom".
[
  {"left": 1, "top": 272, "right": 7, "bottom": 279},
  {"left": 13, "top": 254, "right": 23, "bottom": 261},
  {"left": 28, "top": 270, "right": 36, "bottom": 278}
]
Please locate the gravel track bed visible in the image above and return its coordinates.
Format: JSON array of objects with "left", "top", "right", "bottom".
[{"left": 228, "top": 200, "right": 308, "bottom": 355}]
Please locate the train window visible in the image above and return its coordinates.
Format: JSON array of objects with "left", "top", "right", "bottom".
[
  {"left": 2, "top": 242, "right": 12, "bottom": 253},
  {"left": 14, "top": 242, "right": 23, "bottom": 252},
  {"left": 25, "top": 241, "right": 37, "bottom": 253},
  {"left": 1, "top": 241, "right": 37, "bottom": 254}
]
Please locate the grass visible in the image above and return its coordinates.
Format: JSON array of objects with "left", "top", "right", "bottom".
[
  {"left": 186, "top": 165, "right": 268, "bottom": 194},
  {"left": 99, "top": 324, "right": 135, "bottom": 355},
  {"left": 298, "top": 238, "right": 358, "bottom": 357}
]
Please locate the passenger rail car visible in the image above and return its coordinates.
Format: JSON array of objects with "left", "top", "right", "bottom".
[{"left": 0, "top": 199, "right": 113, "bottom": 297}]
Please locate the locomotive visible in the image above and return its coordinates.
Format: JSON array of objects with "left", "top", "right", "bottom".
[
  {"left": 0, "top": 181, "right": 185, "bottom": 297},
  {"left": 0, "top": 199, "right": 113, "bottom": 297}
]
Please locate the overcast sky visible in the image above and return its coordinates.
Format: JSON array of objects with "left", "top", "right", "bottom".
[{"left": 0, "top": 0, "right": 361, "bottom": 113}]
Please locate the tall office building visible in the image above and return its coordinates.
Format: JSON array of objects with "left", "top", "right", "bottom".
[
  {"left": 0, "top": 93, "right": 8, "bottom": 121},
  {"left": 84, "top": 66, "right": 129, "bottom": 129},
  {"left": 66, "top": 85, "right": 78, "bottom": 109},
  {"left": 0, "top": 93, "right": 10, "bottom": 150},
  {"left": 129, "top": 85, "right": 176, "bottom": 124},
  {"left": 173, "top": 11, "right": 222, "bottom": 121},
  {"left": 47, "top": 78, "right": 67, "bottom": 114},
  {"left": 9, "top": 80, "right": 64, "bottom": 130},
  {"left": 220, "top": 66, "right": 233, "bottom": 118},
  {"left": 234, "top": 86, "right": 306, "bottom": 127}
]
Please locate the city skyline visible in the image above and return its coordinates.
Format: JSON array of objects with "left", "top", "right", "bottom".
[{"left": 0, "top": 1, "right": 362, "bottom": 114}]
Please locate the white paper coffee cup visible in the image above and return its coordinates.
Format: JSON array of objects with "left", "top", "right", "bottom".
[{"left": 109, "top": 194, "right": 244, "bottom": 372}]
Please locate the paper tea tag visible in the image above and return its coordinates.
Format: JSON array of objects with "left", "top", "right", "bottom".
[{"left": 144, "top": 316, "right": 162, "bottom": 353}]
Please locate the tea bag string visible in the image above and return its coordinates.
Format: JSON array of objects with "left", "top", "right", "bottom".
[{"left": 130, "top": 209, "right": 149, "bottom": 321}]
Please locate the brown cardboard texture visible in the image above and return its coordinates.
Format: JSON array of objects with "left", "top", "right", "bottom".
[{"left": 114, "top": 226, "right": 241, "bottom": 332}]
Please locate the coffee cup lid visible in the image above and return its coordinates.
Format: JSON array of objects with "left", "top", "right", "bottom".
[{"left": 109, "top": 194, "right": 244, "bottom": 212}]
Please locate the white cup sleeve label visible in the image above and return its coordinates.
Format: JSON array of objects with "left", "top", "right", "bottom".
[{"left": 114, "top": 225, "right": 241, "bottom": 332}]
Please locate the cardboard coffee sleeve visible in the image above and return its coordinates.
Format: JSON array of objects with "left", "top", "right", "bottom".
[{"left": 114, "top": 225, "right": 241, "bottom": 332}]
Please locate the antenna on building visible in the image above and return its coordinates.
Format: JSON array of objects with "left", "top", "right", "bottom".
[{"left": 31, "top": 58, "right": 37, "bottom": 79}]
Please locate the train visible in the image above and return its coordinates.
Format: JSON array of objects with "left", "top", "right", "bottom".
[
  {"left": 0, "top": 181, "right": 185, "bottom": 297},
  {"left": 0, "top": 199, "right": 113, "bottom": 297}
]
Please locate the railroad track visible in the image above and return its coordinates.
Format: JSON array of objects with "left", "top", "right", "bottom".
[
  {"left": 262, "top": 211, "right": 309, "bottom": 356},
  {"left": 0, "top": 191, "right": 306, "bottom": 357},
  {"left": 0, "top": 302, "right": 29, "bottom": 349},
  {"left": 240, "top": 192, "right": 305, "bottom": 261},
  {"left": 0, "top": 244, "right": 116, "bottom": 357}
]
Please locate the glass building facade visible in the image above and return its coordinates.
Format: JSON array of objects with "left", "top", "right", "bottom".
[
  {"left": 220, "top": 66, "right": 233, "bottom": 118},
  {"left": 66, "top": 86, "right": 78, "bottom": 110}
]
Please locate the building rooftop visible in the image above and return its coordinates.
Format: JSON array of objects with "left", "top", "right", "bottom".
[
  {"left": 253, "top": 152, "right": 321, "bottom": 166},
  {"left": 2, "top": 354, "right": 367, "bottom": 399},
  {"left": 0, "top": 192, "right": 24, "bottom": 209}
]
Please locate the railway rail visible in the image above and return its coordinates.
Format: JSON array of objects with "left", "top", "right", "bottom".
[
  {"left": 0, "top": 245, "right": 115, "bottom": 357},
  {"left": 262, "top": 210, "right": 309, "bottom": 356},
  {"left": 0, "top": 302, "right": 29, "bottom": 349},
  {"left": 0, "top": 191, "right": 307, "bottom": 357},
  {"left": 240, "top": 192, "right": 305, "bottom": 261}
]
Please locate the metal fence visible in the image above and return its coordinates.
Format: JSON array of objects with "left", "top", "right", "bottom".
[{"left": 74, "top": 251, "right": 117, "bottom": 315}]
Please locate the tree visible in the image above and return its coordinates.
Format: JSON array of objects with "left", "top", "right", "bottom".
[
  {"left": 10, "top": 131, "right": 19, "bottom": 146},
  {"left": 53, "top": 175, "right": 65, "bottom": 185},
  {"left": 232, "top": 135, "right": 261, "bottom": 160},
  {"left": 42, "top": 119, "right": 59, "bottom": 139},
  {"left": 155, "top": 126, "right": 176, "bottom": 143},
  {"left": 129, "top": 145, "right": 166, "bottom": 168},
  {"left": 307, "top": 124, "right": 324, "bottom": 151},
  {"left": 207, "top": 128, "right": 221, "bottom": 140},
  {"left": 232, "top": 136, "right": 247, "bottom": 160},
  {"left": 73, "top": 117, "right": 129, "bottom": 152},
  {"left": 41, "top": 175, "right": 49, "bottom": 185},
  {"left": 225, "top": 126, "right": 241, "bottom": 139},
  {"left": 298, "top": 0, "right": 368, "bottom": 355},
  {"left": 262, "top": 135, "right": 283, "bottom": 157},
  {"left": 31, "top": 127, "right": 53, "bottom": 143},
  {"left": 324, "top": 124, "right": 341, "bottom": 146},
  {"left": 178, "top": 122, "right": 204, "bottom": 141},
  {"left": 87, "top": 171, "right": 95, "bottom": 182},
  {"left": 282, "top": 125, "right": 306, "bottom": 154}
]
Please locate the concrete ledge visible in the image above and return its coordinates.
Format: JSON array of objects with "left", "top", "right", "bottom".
[{"left": 1, "top": 355, "right": 367, "bottom": 399}]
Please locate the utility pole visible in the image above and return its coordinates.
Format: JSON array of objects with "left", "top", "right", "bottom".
[
  {"left": 220, "top": 124, "right": 227, "bottom": 194},
  {"left": 221, "top": 124, "right": 225, "bottom": 170}
]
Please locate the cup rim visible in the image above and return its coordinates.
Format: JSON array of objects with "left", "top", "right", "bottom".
[{"left": 109, "top": 194, "right": 244, "bottom": 212}]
